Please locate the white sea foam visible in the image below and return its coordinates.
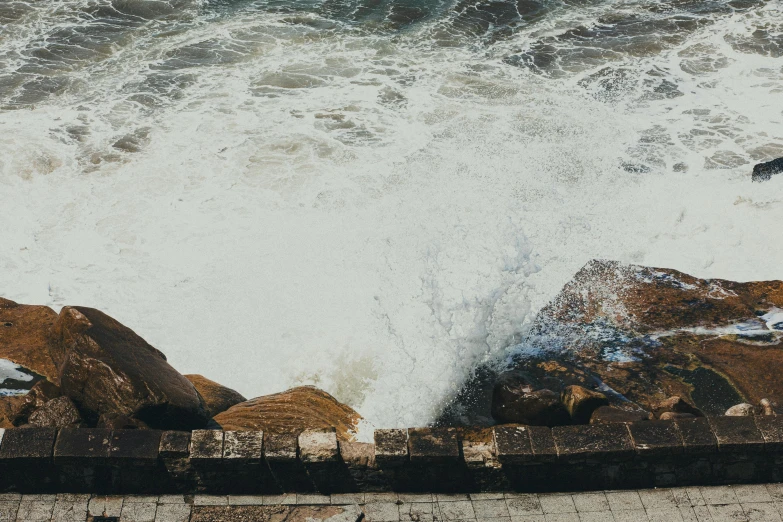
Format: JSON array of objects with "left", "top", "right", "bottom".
[{"left": 0, "top": 0, "right": 781, "bottom": 427}]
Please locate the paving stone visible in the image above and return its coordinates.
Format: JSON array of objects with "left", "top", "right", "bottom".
[
  {"left": 639, "top": 489, "right": 677, "bottom": 510},
  {"left": 20, "top": 496, "right": 56, "bottom": 502},
  {"left": 16, "top": 499, "right": 55, "bottom": 522},
  {"left": 51, "top": 497, "right": 89, "bottom": 522},
  {"left": 692, "top": 505, "right": 714, "bottom": 522},
  {"left": 506, "top": 495, "right": 544, "bottom": 517},
  {"left": 707, "top": 504, "right": 747, "bottom": 522},
  {"left": 508, "top": 515, "right": 545, "bottom": 522},
  {"left": 571, "top": 493, "right": 609, "bottom": 513},
  {"left": 647, "top": 508, "right": 685, "bottom": 522},
  {"left": 742, "top": 503, "right": 781, "bottom": 522},
  {"left": 438, "top": 500, "right": 475, "bottom": 520},
  {"left": 364, "top": 502, "right": 401, "bottom": 522},
  {"left": 297, "top": 494, "right": 331, "bottom": 505},
  {"left": 261, "top": 494, "right": 297, "bottom": 505},
  {"left": 398, "top": 494, "right": 433, "bottom": 503},
  {"left": 734, "top": 486, "right": 773, "bottom": 504},
  {"left": 331, "top": 494, "right": 365, "bottom": 505},
  {"left": 687, "top": 488, "right": 707, "bottom": 507},
  {"left": 124, "top": 497, "right": 159, "bottom": 504},
  {"left": 475, "top": 517, "right": 510, "bottom": 522},
  {"left": 542, "top": 514, "right": 579, "bottom": 522},
  {"left": 437, "top": 495, "right": 471, "bottom": 502},
  {"left": 0, "top": 501, "right": 19, "bottom": 521},
  {"left": 120, "top": 502, "right": 158, "bottom": 522},
  {"left": 678, "top": 506, "right": 701, "bottom": 522},
  {"left": 672, "top": 489, "right": 692, "bottom": 507},
  {"left": 193, "top": 496, "right": 228, "bottom": 506},
  {"left": 0, "top": 495, "right": 20, "bottom": 502},
  {"left": 157, "top": 496, "right": 186, "bottom": 505},
  {"left": 473, "top": 499, "right": 510, "bottom": 518},
  {"left": 612, "top": 509, "right": 650, "bottom": 522},
  {"left": 471, "top": 494, "right": 506, "bottom": 501},
  {"left": 765, "top": 486, "right": 783, "bottom": 502},
  {"left": 606, "top": 491, "right": 644, "bottom": 512},
  {"left": 154, "top": 503, "right": 191, "bottom": 522},
  {"left": 539, "top": 496, "right": 576, "bottom": 514},
  {"left": 701, "top": 487, "right": 739, "bottom": 506},
  {"left": 577, "top": 512, "right": 615, "bottom": 522},
  {"left": 366, "top": 494, "right": 400, "bottom": 503},
  {"left": 228, "top": 496, "right": 264, "bottom": 506},
  {"left": 400, "top": 502, "right": 435, "bottom": 522},
  {"left": 89, "top": 496, "right": 124, "bottom": 517}
]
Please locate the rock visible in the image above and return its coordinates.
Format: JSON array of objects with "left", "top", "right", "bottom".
[
  {"left": 490, "top": 386, "right": 570, "bottom": 426},
  {"left": 726, "top": 403, "right": 756, "bottom": 416},
  {"left": 0, "top": 396, "right": 24, "bottom": 428},
  {"left": 653, "top": 396, "right": 703, "bottom": 419},
  {"left": 659, "top": 412, "right": 695, "bottom": 420},
  {"left": 590, "top": 406, "right": 651, "bottom": 424},
  {"left": 212, "top": 386, "right": 362, "bottom": 442},
  {"left": 0, "top": 298, "right": 60, "bottom": 384},
  {"left": 561, "top": 385, "right": 609, "bottom": 424},
  {"left": 96, "top": 412, "right": 149, "bottom": 430},
  {"left": 752, "top": 157, "right": 783, "bottom": 182},
  {"left": 10, "top": 380, "right": 62, "bottom": 426},
  {"left": 28, "top": 397, "right": 83, "bottom": 428},
  {"left": 185, "top": 374, "right": 246, "bottom": 418},
  {"left": 54, "top": 306, "right": 209, "bottom": 430},
  {"left": 760, "top": 398, "right": 775, "bottom": 416}
]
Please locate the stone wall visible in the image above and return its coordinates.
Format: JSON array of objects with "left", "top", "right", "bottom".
[{"left": 2, "top": 416, "right": 783, "bottom": 494}]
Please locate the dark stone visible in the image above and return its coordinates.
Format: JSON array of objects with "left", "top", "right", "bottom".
[
  {"left": 628, "top": 421, "right": 684, "bottom": 456},
  {"left": 561, "top": 385, "right": 609, "bottom": 424},
  {"left": 110, "top": 429, "right": 162, "bottom": 463},
  {"left": 653, "top": 396, "right": 704, "bottom": 419},
  {"left": 408, "top": 427, "right": 460, "bottom": 463},
  {"left": 493, "top": 425, "right": 533, "bottom": 464},
  {"left": 552, "top": 423, "right": 634, "bottom": 461},
  {"left": 709, "top": 416, "right": 765, "bottom": 453},
  {"left": 752, "top": 157, "right": 783, "bottom": 182},
  {"left": 28, "top": 397, "right": 83, "bottom": 428},
  {"left": 491, "top": 387, "right": 570, "bottom": 426},
  {"left": 527, "top": 425, "right": 558, "bottom": 462},
  {"left": 0, "top": 427, "right": 56, "bottom": 460},
  {"left": 53, "top": 428, "right": 111, "bottom": 464},
  {"left": 223, "top": 431, "right": 263, "bottom": 461},
  {"left": 590, "top": 406, "right": 650, "bottom": 424},
  {"left": 159, "top": 431, "right": 191, "bottom": 457},
  {"left": 97, "top": 413, "right": 149, "bottom": 430},
  {"left": 190, "top": 429, "right": 224, "bottom": 460},
  {"left": 755, "top": 416, "right": 783, "bottom": 452},
  {"left": 374, "top": 429, "right": 408, "bottom": 467},
  {"left": 675, "top": 418, "right": 717, "bottom": 455},
  {"left": 54, "top": 306, "right": 209, "bottom": 431},
  {"left": 11, "top": 380, "right": 62, "bottom": 426}
]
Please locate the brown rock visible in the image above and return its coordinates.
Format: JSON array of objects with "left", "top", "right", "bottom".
[
  {"left": 590, "top": 406, "right": 651, "bottom": 424},
  {"left": 491, "top": 386, "right": 570, "bottom": 427},
  {"left": 561, "top": 385, "right": 609, "bottom": 424},
  {"left": 653, "top": 396, "right": 703, "bottom": 419},
  {"left": 212, "top": 386, "right": 362, "bottom": 442},
  {"left": 28, "top": 397, "right": 83, "bottom": 428},
  {"left": 185, "top": 374, "right": 246, "bottom": 418},
  {"left": 0, "top": 298, "right": 60, "bottom": 384},
  {"left": 659, "top": 412, "right": 695, "bottom": 420},
  {"left": 726, "top": 403, "right": 755, "bottom": 416},
  {"left": 0, "top": 396, "right": 24, "bottom": 428},
  {"left": 54, "top": 306, "right": 209, "bottom": 430},
  {"left": 760, "top": 398, "right": 776, "bottom": 416},
  {"left": 96, "top": 412, "right": 149, "bottom": 430},
  {"left": 9, "top": 380, "right": 62, "bottom": 426}
]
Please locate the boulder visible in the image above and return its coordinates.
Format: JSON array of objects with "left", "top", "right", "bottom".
[
  {"left": 653, "top": 396, "right": 703, "bottom": 419},
  {"left": 9, "top": 380, "right": 62, "bottom": 426},
  {"left": 212, "top": 386, "right": 362, "bottom": 442},
  {"left": 760, "top": 398, "right": 775, "bottom": 416},
  {"left": 561, "top": 385, "right": 609, "bottom": 424},
  {"left": 726, "top": 403, "right": 755, "bottom": 416},
  {"left": 0, "top": 298, "right": 60, "bottom": 384},
  {"left": 590, "top": 406, "right": 650, "bottom": 424},
  {"left": 752, "top": 157, "right": 783, "bottom": 182},
  {"left": 54, "top": 306, "right": 209, "bottom": 430},
  {"left": 491, "top": 386, "right": 570, "bottom": 426},
  {"left": 185, "top": 374, "right": 246, "bottom": 418},
  {"left": 0, "top": 396, "right": 24, "bottom": 429},
  {"left": 28, "top": 397, "right": 83, "bottom": 428},
  {"left": 659, "top": 412, "right": 695, "bottom": 420}
]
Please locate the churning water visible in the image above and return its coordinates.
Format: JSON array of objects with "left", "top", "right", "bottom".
[{"left": 1, "top": 0, "right": 781, "bottom": 430}]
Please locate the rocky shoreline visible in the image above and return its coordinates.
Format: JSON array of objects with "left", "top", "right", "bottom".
[{"left": 3, "top": 259, "right": 783, "bottom": 439}]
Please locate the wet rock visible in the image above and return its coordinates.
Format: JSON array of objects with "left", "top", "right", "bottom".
[
  {"left": 185, "top": 374, "right": 246, "bottom": 418},
  {"left": 726, "top": 403, "right": 756, "bottom": 416},
  {"left": 760, "top": 398, "right": 775, "bottom": 416},
  {"left": 96, "top": 412, "right": 149, "bottom": 430},
  {"left": 561, "top": 385, "right": 609, "bottom": 424},
  {"left": 9, "top": 380, "right": 62, "bottom": 426},
  {"left": 659, "top": 411, "right": 695, "bottom": 421},
  {"left": 653, "top": 396, "right": 703, "bottom": 419},
  {"left": 752, "top": 157, "right": 783, "bottom": 182},
  {"left": 590, "top": 405, "right": 651, "bottom": 424},
  {"left": 28, "top": 397, "right": 83, "bottom": 428},
  {"left": 0, "top": 298, "right": 60, "bottom": 384},
  {"left": 491, "top": 387, "right": 570, "bottom": 426},
  {"left": 212, "top": 386, "right": 362, "bottom": 442},
  {"left": 54, "top": 306, "right": 209, "bottom": 430}
]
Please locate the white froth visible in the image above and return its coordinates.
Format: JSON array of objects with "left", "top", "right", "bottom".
[{"left": 1, "top": 0, "right": 782, "bottom": 427}]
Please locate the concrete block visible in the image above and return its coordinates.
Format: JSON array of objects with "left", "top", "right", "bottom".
[
  {"left": 159, "top": 432, "right": 190, "bottom": 457},
  {"left": 54, "top": 428, "right": 111, "bottom": 464},
  {"left": 110, "top": 430, "right": 162, "bottom": 464},
  {"left": 755, "top": 416, "right": 783, "bottom": 453},
  {"left": 709, "top": 416, "right": 765, "bottom": 453},
  {"left": 527, "top": 426, "right": 557, "bottom": 463},
  {"left": 675, "top": 418, "right": 717, "bottom": 455},
  {"left": 0, "top": 427, "right": 57, "bottom": 461},
  {"left": 223, "top": 431, "right": 263, "bottom": 461},
  {"left": 88, "top": 496, "right": 124, "bottom": 517},
  {"left": 120, "top": 501, "right": 157, "bottom": 522},
  {"left": 408, "top": 428, "right": 459, "bottom": 463},
  {"left": 628, "top": 421, "right": 684, "bottom": 456},
  {"left": 154, "top": 503, "right": 191, "bottom": 522},
  {"left": 374, "top": 429, "right": 408, "bottom": 468},
  {"left": 552, "top": 424, "right": 634, "bottom": 462},
  {"left": 16, "top": 498, "right": 56, "bottom": 521},
  {"left": 190, "top": 430, "right": 224, "bottom": 460},
  {"left": 493, "top": 425, "right": 532, "bottom": 465},
  {"left": 264, "top": 432, "right": 314, "bottom": 493}
]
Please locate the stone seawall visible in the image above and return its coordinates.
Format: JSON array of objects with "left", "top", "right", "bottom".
[{"left": 2, "top": 415, "right": 783, "bottom": 494}]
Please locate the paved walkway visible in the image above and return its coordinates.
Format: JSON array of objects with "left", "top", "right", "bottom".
[{"left": 2, "top": 484, "right": 783, "bottom": 522}]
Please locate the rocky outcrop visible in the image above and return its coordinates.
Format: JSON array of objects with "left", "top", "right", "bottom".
[
  {"left": 28, "top": 396, "right": 83, "bottom": 428},
  {"left": 185, "top": 374, "right": 246, "bottom": 418},
  {"left": 561, "top": 385, "right": 609, "bottom": 424},
  {"left": 9, "top": 380, "right": 62, "bottom": 426},
  {"left": 0, "top": 298, "right": 59, "bottom": 384},
  {"left": 212, "top": 386, "right": 362, "bottom": 442},
  {"left": 752, "top": 157, "right": 783, "bottom": 182},
  {"left": 54, "top": 306, "right": 210, "bottom": 430}
]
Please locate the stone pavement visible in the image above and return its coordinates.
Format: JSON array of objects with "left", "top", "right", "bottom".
[{"left": 3, "top": 484, "right": 783, "bottom": 522}]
